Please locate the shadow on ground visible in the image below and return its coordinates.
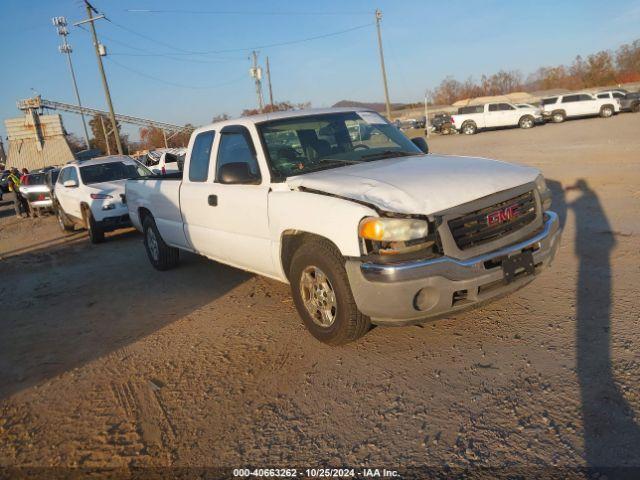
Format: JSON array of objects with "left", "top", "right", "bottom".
[
  {"left": 0, "top": 231, "right": 250, "bottom": 400},
  {"left": 550, "top": 178, "right": 640, "bottom": 470}
]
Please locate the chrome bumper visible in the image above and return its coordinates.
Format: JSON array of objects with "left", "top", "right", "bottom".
[{"left": 345, "top": 211, "right": 561, "bottom": 325}]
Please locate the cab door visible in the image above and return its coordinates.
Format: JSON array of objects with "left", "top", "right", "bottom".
[
  {"left": 499, "top": 103, "right": 520, "bottom": 126},
  {"left": 56, "top": 166, "right": 82, "bottom": 219},
  {"left": 206, "top": 125, "right": 273, "bottom": 275},
  {"left": 179, "top": 125, "right": 274, "bottom": 276}
]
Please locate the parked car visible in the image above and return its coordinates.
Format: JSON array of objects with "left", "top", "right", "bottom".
[
  {"left": 430, "top": 113, "right": 453, "bottom": 134},
  {"left": 54, "top": 155, "right": 151, "bottom": 243},
  {"left": 414, "top": 116, "right": 427, "bottom": 129},
  {"left": 540, "top": 92, "right": 619, "bottom": 123},
  {"left": 146, "top": 149, "right": 187, "bottom": 175},
  {"left": 450, "top": 102, "right": 543, "bottom": 135},
  {"left": 125, "top": 108, "right": 560, "bottom": 345},
  {"left": 619, "top": 91, "right": 640, "bottom": 113},
  {"left": 18, "top": 172, "right": 55, "bottom": 216}
]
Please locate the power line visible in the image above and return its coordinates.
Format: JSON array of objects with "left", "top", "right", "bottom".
[
  {"left": 105, "top": 57, "right": 246, "bottom": 90},
  {"left": 92, "top": 22, "right": 375, "bottom": 57},
  {"left": 77, "top": 24, "right": 243, "bottom": 64},
  {"left": 124, "top": 9, "right": 371, "bottom": 16}
]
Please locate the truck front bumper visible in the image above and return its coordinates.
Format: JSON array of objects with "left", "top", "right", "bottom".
[{"left": 345, "top": 211, "right": 561, "bottom": 325}]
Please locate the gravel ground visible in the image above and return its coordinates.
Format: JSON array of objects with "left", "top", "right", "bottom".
[{"left": 1, "top": 113, "right": 639, "bottom": 477}]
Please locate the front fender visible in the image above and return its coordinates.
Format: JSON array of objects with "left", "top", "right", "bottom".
[{"left": 268, "top": 190, "right": 377, "bottom": 280}]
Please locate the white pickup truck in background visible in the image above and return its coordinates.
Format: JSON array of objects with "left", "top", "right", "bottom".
[
  {"left": 540, "top": 92, "right": 620, "bottom": 123},
  {"left": 125, "top": 108, "right": 561, "bottom": 344},
  {"left": 450, "top": 102, "right": 543, "bottom": 135}
]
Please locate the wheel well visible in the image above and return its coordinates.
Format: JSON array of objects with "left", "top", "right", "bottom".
[
  {"left": 519, "top": 114, "right": 533, "bottom": 122},
  {"left": 552, "top": 109, "right": 565, "bottom": 115},
  {"left": 601, "top": 103, "right": 614, "bottom": 110},
  {"left": 280, "top": 231, "right": 342, "bottom": 281},
  {"left": 138, "top": 207, "right": 152, "bottom": 225},
  {"left": 461, "top": 120, "right": 476, "bottom": 126}
]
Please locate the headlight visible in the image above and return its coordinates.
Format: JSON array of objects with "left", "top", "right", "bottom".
[
  {"left": 359, "top": 217, "right": 428, "bottom": 242},
  {"left": 535, "top": 174, "right": 552, "bottom": 210}
]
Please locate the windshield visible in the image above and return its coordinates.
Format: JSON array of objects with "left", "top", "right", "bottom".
[
  {"left": 257, "top": 111, "right": 423, "bottom": 178},
  {"left": 80, "top": 161, "right": 151, "bottom": 185}
]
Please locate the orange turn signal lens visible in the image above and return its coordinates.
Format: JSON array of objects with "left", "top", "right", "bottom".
[{"left": 359, "top": 218, "right": 385, "bottom": 241}]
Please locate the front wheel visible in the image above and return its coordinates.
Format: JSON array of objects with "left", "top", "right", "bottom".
[
  {"left": 552, "top": 111, "right": 565, "bottom": 123},
  {"left": 84, "top": 207, "right": 104, "bottom": 244},
  {"left": 290, "top": 238, "right": 370, "bottom": 345},
  {"left": 518, "top": 115, "right": 535, "bottom": 129},
  {"left": 461, "top": 121, "right": 477, "bottom": 135},
  {"left": 600, "top": 105, "right": 614, "bottom": 118},
  {"left": 143, "top": 216, "right": 179, "bottom": 270}
]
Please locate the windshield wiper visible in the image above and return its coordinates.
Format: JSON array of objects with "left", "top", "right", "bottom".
[{"left": 360, "top": 150, "right": 416, "bottom": 161}]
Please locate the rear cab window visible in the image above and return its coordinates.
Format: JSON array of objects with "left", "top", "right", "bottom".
[{"left": 542, "top": 97, "right": 558, "bottom": 105}]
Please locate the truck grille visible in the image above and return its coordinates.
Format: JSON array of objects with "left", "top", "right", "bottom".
[{"left": 448, "top": 191, "right": 537, "bottom": 250}]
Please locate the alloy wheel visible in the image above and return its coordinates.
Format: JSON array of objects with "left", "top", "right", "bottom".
[{"left": 299, "top": 266, "right": 337, "bottom": 327}]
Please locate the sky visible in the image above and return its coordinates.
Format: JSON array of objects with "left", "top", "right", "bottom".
[{"left": 1, "top": 0, "right": 639, "bottom": 144}]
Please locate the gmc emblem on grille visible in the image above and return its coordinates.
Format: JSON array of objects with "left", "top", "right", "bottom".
[{"left": 486, "top": 204, "right": 519, "bottom": 226}]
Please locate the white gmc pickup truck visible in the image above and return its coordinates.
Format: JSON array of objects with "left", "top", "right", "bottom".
[{"left": 126, "top": 108, "right": 561, "bottom": 344}]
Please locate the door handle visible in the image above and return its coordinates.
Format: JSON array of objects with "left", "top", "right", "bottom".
[{"left": 208, "top": 194, "right": 218, "bottom": 206}]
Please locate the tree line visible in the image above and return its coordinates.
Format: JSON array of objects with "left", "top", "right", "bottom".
[{"left": 430, "top": 39, "right": 640, "bottom": 105}]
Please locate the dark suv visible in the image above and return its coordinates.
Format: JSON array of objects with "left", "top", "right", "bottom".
[{"left": 620, "top": 91, "right": 640, "bottom": 112}]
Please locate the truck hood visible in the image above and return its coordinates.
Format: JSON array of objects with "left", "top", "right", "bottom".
[{"left": 286, "top": 154, "right": 540, "bottom": 215}]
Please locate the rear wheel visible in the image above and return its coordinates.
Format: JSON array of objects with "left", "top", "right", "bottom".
[
  {"left": 518, "top": 115, "right": 535, "bottom": 129},
  {"left": 143, "top": 216, "right": 179, "bottom": 270},
  {"left": 552, "top": 111, "right": 566, "bottom": 123},
  {"left": 83, "top": 207, "right": 104, "bottom": 244},
  {"left": 600, "top": 105, "right": 614, "bottom": 118},
  {"left": 290, "top": 238, "right": 370, "bottom": 345},
  {"left": 56, "top": 203, "right": 74, "bottom": 232},
  {"left": 631, "top": 102, "right": 640, "bottom": 113},
  {"left": 461, "top": 121, "right": 477, "bottom": 135}
]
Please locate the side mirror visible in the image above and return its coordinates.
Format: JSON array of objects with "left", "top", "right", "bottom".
[
  {"left": 411, "top": 137, "right": 429, "bottom": 154},
  {"left": 63, "top": 179, "right": 78, "bottom": 188},
  {"left": 219, "top": 162, "right": 260, "bottom": 185}
]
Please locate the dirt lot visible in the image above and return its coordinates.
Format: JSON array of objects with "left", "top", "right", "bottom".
[{"left": 1, "top": 114, "right": 639, "bottom": 476}]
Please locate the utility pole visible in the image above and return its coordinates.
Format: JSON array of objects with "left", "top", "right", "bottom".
[
  {"left": 375, "top": 9, "right": 392, "bottom": 121},
  {"left": 265, "top": 56, "right": 274, "bottom": 107},
  {"left": 249, "top": 51, "right": 264, "bottom": 112},
  {"left": 53, "top": 17, "right": 90, "bottom": 149},
  {"left": 75, "top": 0, "right": 123, "bottom": 154}
]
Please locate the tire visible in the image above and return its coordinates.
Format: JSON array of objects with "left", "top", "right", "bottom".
[
  {"left": 599, "top": 105, "right": 614, "bottom": 118},
  {"left": 461, "top": 121, "right": 477, "bottom": 135},
  {"left": 518, "top": 115, "right": 535, "bottom": 129},
  {"left": 631, "top": 102, "right": 640, "bottom": 113},
  {"left": 289, "top": 237, "right": 370, "bottom": 345},
  {"left": 56, "top": 203, "right": 75, "bottom": 232},
  {"left": 142, "top": 216, "right": 179, "bottom": 271},
  {"left": 83, "top": 207, "right": 105, "bottom": 244},
  {"left": 552, "top": 111, "right": 565, "bottom": 123}
]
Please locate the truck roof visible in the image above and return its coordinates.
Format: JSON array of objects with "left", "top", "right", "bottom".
[{"left": 194, "top": 107, "right": 378, "bottom": 135}]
